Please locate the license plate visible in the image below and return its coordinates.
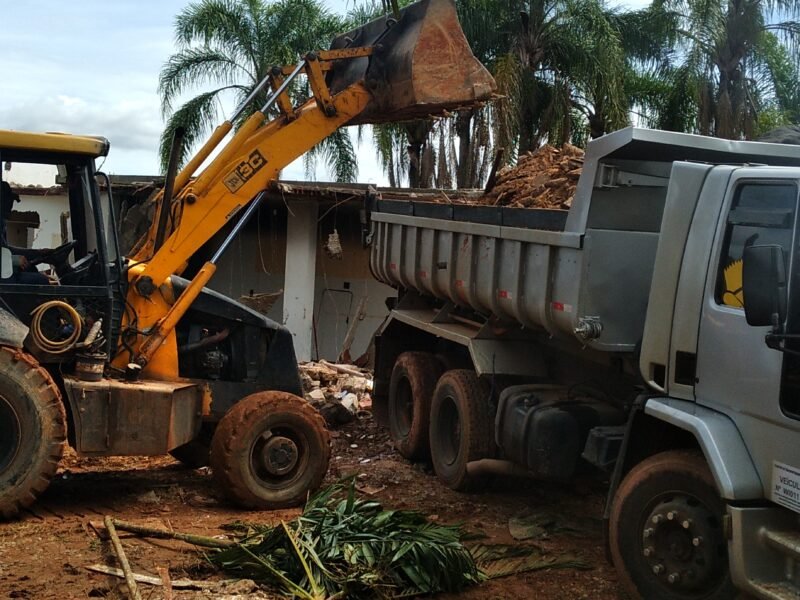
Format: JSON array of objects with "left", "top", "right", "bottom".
[{"left": 772, "top": 462, "right": 800, "bottom": 513}]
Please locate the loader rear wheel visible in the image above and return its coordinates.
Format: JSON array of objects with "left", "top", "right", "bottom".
[
  {"left": 609, "top": 450, "right": 734, "bottom": 600},
  {"left": 429, "top": 370, "right": 493, "bottom": 491},
  {"left": 388, "top": 352, "right": 442, "bottom": 460},
  {"left": 0, "top": 347, "right": 66, "bottom": 520},
  {"left": 210, "top": 391, "right": 330, "bottom": 509}
]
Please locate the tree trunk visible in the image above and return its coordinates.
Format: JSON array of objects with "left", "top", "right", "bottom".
[
  {"left": 404, "top": 120, "right": 431, "bottom": 188},
  {"left": 455, "top": 109, "right": 474, "bottom": 188}
]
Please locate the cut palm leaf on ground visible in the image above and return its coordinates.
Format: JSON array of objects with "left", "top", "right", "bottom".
[{"left": 208, "top": 481, "right": 591, "bottom": 598}]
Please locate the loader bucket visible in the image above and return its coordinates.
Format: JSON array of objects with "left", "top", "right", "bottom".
[{"left": 327, "top": 0, "right": 496, "bottom": 125}]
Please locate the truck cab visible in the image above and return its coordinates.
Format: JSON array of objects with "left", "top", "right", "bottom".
[{"left": 637, "top": 159, "right": 800, "bottom": 598}]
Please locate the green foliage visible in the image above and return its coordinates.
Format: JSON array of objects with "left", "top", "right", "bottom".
[
  {"left": 358, "top": 0, "right": 631, "bottom": 188},
  {"left": 643, "top": 0, "right": 800, "bottom": 139},
  {"left": 158, "top": 0, "right": 357, "bottom": 180},
  {"left": 210, "top": 481, "right": 482, "bottom": 598},
  {"left": 209, "top": 481, "right": 591, "bottom": 598}
]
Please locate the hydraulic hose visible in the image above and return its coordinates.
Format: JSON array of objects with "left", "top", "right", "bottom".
[{"left": 30, "top": 301, "right": 82, "bottom": 354}]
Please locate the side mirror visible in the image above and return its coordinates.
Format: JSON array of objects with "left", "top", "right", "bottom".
[{"left": 742, "top": 244, "right": 787, "bottom": 327}]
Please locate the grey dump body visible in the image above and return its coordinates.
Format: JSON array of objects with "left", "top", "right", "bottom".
[
  {"left": 370, "top": 126, "right": 800, "bottom": 599},
  {"left": 371, "top": 127, "right": 800, "bottom": 355}
]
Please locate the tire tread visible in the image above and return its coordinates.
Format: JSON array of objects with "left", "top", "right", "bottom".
[
  {"left": 0, "top": 347, "right": 66, "bottom": 520},
  {"left": 210, "top": 392, "right": 330, "bottom": 509}
]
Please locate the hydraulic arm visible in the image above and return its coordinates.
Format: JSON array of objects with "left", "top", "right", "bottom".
[{"left": 115, "top": 0, "right": 496, "bottom": 378}]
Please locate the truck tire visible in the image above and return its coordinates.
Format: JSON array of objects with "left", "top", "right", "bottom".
[
  {"left": 429, "top": 370, "right": 493, "bottom": 491},
  {"left": 210, "top": 391, "right": 330, "bottom": 509},
  {"left": 609, "top": 450, "right": 735, "bottom": 600},
  {"left": 388, "top": 352, "right": 442, "bottom": 460},
  {"left": 0, "top": 348, "right": 66, "bottom": 520}
]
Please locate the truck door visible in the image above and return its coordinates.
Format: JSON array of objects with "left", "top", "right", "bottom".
[{"left": 695, "top": 173, "right": 800, "bottom": 500}]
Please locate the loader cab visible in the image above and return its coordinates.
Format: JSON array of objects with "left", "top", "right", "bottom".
[{"left": 0, "top": 130, "right": 119, "bottom": 359}]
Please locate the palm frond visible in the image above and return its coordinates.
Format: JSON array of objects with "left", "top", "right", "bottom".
[
  {"left": 210, "top": 480, "right": 482, "bottom": 598},
  {"left": 158, "top": 48, "right": 251, "bottom": 115},
  {"left": 159, "top": 88, "right": 232, "bottom": 171},
  {"left": 174, "top": 0, "right": 259, "bottom": 65},
  {"left": 470, "top": 543, "right": 591, "bottom": 579}
]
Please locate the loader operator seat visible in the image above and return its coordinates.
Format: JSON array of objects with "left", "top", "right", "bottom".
[{"left": 0, "top": 181, "right": 50, "bottom": 285}]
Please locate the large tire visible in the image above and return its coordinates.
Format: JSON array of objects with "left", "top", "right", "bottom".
[
  {"left": 170, "top": 423, "right": 214, "bottom": 469},
  {"left": 0, "top": 347, "right": 66, "bottom": 519},
  {"left": 609, "top": 450, "right": 735, "bottom": 600},
  {"left": 210, "top": 391, "right": 330, "bottom": 509},
  {"left": 429, "top": 370, "right": 493, "bottom": 491},
  {"left": 388, "top": 352, "right": 442, "bottom": 460}
]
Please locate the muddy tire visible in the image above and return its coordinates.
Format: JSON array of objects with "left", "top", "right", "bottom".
[
  {"left": 170, "top": 424, "right": 214, "bottom": 469},
  {"left": 388, "top": 352, "right": 442, "bottom": 460},
  {"left": 0, "top": 347, "right": 66, "bottom": 520},
  {"left": 429, "top": 370, "right": 493, "bottom": 491},
  {"left": 210, "top": 391, "right": 330, "bottom": 509},
  {"left": 609, "top": 450, "right": 734, "bottom": 600}
]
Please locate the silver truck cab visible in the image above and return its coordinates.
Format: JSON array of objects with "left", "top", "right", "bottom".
[{"left": 640, "top": 159, "right": 800, "bottom": 598}]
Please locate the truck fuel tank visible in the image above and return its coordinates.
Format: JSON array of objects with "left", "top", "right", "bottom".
[
  {"left": 496, "top": 385, "right": 626, "bottom": 479},
  {"left": 327, "top": 0, "right": 496, "bottom": 125}
]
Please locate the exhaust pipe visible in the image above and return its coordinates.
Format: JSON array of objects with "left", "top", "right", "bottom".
[{"left": 466, "top": 458, "right": 536, "bottom": 479}]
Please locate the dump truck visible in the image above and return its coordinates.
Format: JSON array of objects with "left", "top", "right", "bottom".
[
  {"left": 0, "top": 0, "right": 495, "bottom": 519},
  {"left": 367, "top": 126, "right": 800, "bottom": 599}
]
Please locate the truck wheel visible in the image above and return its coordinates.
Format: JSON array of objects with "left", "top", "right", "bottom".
[
  {"left": 210, "top": 391, "right": 330, "bottom": 509},
  {"left": 0, "top": 348, "right": 66, "bottom": 519},
  {"left": 429, "top": 370, "right": 492, "bottom": 491},
  {"left": 609, "top": 450, "right": 735, "bottom": 600},
  {"left": 170, "top": 424, "right": 214, "bottom": 469},
  {"left": 388, "top": 352, "right": 442, "bottom": 460}
]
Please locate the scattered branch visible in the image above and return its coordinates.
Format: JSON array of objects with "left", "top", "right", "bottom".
[{"left": 104, "top": 516, "right": 142, "bottom": 600}]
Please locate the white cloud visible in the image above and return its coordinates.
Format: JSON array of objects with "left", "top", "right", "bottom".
[{"left": 0, "top": 95, "right": 162, "bottom": 154}]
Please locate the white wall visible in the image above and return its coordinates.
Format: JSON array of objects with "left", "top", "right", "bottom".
[
  {"left": 16, "top": 193, "right": 69, "bottom": 249},
  {"left": 206, "top": 203, "right": 394, "bottom": 362}
]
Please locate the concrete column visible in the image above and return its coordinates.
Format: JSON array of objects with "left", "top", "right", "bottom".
[{"left": 283, "top": 201, "right": 318, "bottom": 362}]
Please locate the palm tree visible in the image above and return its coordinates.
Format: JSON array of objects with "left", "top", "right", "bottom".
[
  {"left": 651, "top": 0, "right": 800, "bottom": 139},
  {"left": 158, "top": 0, "right": 358, "bottom": 181},
  {"left": 371, "top": 0, "right": 630, "bottom": 188}
]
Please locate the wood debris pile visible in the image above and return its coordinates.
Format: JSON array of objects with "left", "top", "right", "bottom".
[
  {"left": 481, "top": 144, "right": 584, "bottom": 209},
  {"left": 300, "top": 360, "right": 373, "bottom": 426}
]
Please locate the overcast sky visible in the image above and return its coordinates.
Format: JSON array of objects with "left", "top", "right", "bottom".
[{"left": 0, "top": 0, "right": 650, "bottom": 186}]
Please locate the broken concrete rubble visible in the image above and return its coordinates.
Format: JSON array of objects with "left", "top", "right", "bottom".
[{"left": 300, "top": 361, "right": 374, "bottom": 427}]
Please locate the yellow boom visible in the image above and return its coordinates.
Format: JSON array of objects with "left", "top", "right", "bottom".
[{"left": 116, "top": 0, "right": 496, "bottom": 378}]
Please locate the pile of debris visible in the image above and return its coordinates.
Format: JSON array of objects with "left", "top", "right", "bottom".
[
  {"left": 300, "top": 360, "right": 373, "bottom": 426},
  {"left": 481, "top": 144, "right": 584, "bottom": 209}
]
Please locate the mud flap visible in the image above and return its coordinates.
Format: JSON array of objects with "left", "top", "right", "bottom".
[{"left": 0, "top": 306, "right": 28, "bottom": 348}]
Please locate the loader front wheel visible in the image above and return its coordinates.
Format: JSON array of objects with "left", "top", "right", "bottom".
[
  {"left": 210, "top": 392, "right": 330, "bottom": 509},
  {"left": 0, "top": 347, "right": 66, "bottom": 520}
]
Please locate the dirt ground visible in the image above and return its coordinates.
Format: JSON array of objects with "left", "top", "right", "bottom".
[{"left": 0, "top": 412, "right": 621, "bottom": 599}]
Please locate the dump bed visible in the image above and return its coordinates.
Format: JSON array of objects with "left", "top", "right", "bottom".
[{"left": 369, "top": 127, "right": 800, "bottom": 352}]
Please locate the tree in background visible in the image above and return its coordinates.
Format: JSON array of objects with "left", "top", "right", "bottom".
[
  {"left": 371, "top": 0, "right": 629, "bottom": 188},
  {"left": 158, "top": 0, "right": 358, "bottom": 181},
  {"left": 642, "top": 0, "right": 800, "bottom": 139}
]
